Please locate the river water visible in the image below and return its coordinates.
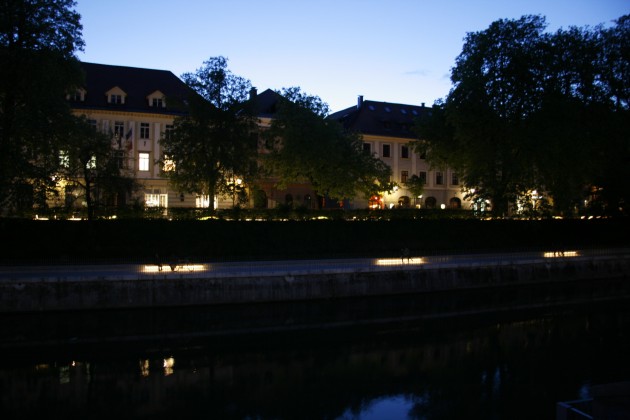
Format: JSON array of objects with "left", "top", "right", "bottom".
[{"left": 1, "top": 293, "right": 629, "bottom": 420}]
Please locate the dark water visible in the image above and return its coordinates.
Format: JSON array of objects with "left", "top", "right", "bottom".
[{"left": 1, "top": 293, "right": 630, "bottom": 420}]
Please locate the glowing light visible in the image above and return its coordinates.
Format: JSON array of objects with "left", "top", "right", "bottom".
[
  {"left": 140, "top": 359, "right": 150, "bottom": 377},
  {"left": 141, "top": 264, "right": 208, "bottom": 273},
  {"left": 543, "top": 251, "right": 579, "bottom": 258},
  {"left": 163, "top": 357, "right": 175, "bottom": 376},
  {"left": 376, "top": 257, "right": 424, "bottom": 266}
]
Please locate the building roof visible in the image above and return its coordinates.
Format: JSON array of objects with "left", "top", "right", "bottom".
[
  {"left": 328, "top": 97, "right": 430, "bottom": 139},
  {"left": 71, "top": 62, "right": 193, "bottom": 114}
]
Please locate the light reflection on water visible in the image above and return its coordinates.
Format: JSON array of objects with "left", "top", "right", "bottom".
[
  {"left": 338, "top": 395, "right": 418, "bottom": 420},
  {"left": 1, "top": 299, "right": 630, "bottom": 419}
]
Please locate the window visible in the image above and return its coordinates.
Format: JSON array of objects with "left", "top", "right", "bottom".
[
  {"left": 114, "top": 150, "right": 125, "bottom": 169},
  {"left": 401, "top": 170, "right": 408, "bottom": 184},
  {"left": 110, "top": 94, "right": 122, "bottom": 104},
  {"left": 152, "top": 98, "right": 164, "bottom": 108},
  {"left": 401, "top": 145, "right": 409, "bottom": 159},
  {"left": 139, "top": 152, "right": 150, "bottom": 171},
  {"left": 162, "top": 155, "right": 175, "bottom": 172},
  {"left": 435, "top": 171, "right": 444, "bottom": 185},
  {"left": 363, "top": 142, "right": 372, "bottom": 154},
  {"left": 114, "top": 121, "right": 124, "bottom": 138},
  {"left": 164, "top": 125, "right": 174, "bottom": 141},
  {"left": 419, "top": 171, "right": 427, "bottom": 184},
  {"left": 382, "top": 144, "right": 391, "bottom": 158},
  {"left": 145, "top": 193, "right": 167, "bottom": 208},
  {"left": 59, "top": 151, "right": 69, "bottom": 168},
  {"left": 140, "top": 123, "right": 150, "bottom": 139},
  {"left": 452, "top": 173, "right": 459, "bottom": 186}
]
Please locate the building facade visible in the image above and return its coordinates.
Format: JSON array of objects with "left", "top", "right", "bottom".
[
  {"left": 67, "top": 63, "right": 468, "bottom": 213},
  {"left": 329, "top": 96, "right": 469, "bottom": 210}
]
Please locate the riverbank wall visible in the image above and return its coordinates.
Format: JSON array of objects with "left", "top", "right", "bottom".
[{"left": 2, "top": 251, "right": 630, "bottom": 313}]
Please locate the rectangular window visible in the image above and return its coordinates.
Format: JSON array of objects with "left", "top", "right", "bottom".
[
  {"left": 164, "top": 124, "right": 174, "bottom": 141},
  {"left": 110, "top": 94, "right": 122, "bottom": 104},
  {"left": 152, "top": 98, "right": 163, "bottom": 108},
  {"left": 114, "top": 150, "right": 126, "bottom": 169},
  {"left": 382, "top": 144, "right": 391, "bottom": 158},
  {"left": 401, "top": 170, "right": 408, "bottom": 184},
  {"left": 363, "top": 142, "right": 371, "bottom": 154},
  {"left": 145, "top": 193, "right": 167, "bottom": 208},
  {"left": 139, "top": 152, "right": 150, "bottom": 171},
  {"left": 436, "top": 171, "right": 444, "bottom": 185},
  {"left": 114, "top": 121, "right": 124, "bottom": 138},
  {"left": 162, "top": 155, "right": 175, "bottom": 172},
  {"left": 401, "top": 145, "right": 409, "bottom": 159},
  {"left": 452, "top": 173, "right": 459, "bottom": 185},
  {"left": 140, "top": 123, "right": 150, "bottom": 139},
  {"left": 419, "top": 171, "right": 427, "bottom": 184}
]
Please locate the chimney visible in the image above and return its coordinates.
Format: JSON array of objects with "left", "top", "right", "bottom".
[
  {"left": 421, "top": 102, "right": 425, "bottom": 108},
  {"left": 357, "top": 95, "right": 364, "bottom": 109},
  {"left": 249, "top": 87, "right": 257, "bottom": 100}
]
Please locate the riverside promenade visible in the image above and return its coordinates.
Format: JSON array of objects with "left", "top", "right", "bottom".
[{"left": 1, "top": 248, "right": 629, "bottom": 313}]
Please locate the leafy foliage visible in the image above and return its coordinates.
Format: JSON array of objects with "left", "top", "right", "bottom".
[
  {"left": 413, "top": 14, "right": 630, "bottom": 217},
  {"left": 262, "top": 87, "right": 392, "bottom": 201},
  {"left": 0, "top": 0, "right": 84, "bottom": 214},
  {"left": 158, "top": 57, "right": 258, "bottom": 208}
]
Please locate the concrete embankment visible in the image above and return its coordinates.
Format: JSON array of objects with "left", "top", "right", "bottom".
[{"left": 1, "top": 250, "right": 630, "bottom": 313}]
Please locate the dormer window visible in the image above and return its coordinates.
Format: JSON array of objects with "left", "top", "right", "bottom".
[
  {"left": 148, "top": 90, "right": 166, "bottom": 108},
  {"left": 106, "top": 86, "right": 127, "bottom": 105},
  {"left": 66, "top": 88, "right": 86, "bottom": 102}
]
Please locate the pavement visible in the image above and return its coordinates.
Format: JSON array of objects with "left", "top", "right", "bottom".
[{"left": 1, "top": 248, "right": 628, "bottom": 281}]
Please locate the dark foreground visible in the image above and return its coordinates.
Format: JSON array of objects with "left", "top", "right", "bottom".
[{"left": 1, "top": 292, "right": 630, "bottom": 419}]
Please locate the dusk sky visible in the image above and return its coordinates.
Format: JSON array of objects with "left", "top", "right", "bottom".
[{"left": 75, "top": 0, "right": 628, "bottom": 112}]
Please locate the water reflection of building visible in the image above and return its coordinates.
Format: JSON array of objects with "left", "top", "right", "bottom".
[{"left": 4, "top": 308, "right": 628, "bottom": 418}]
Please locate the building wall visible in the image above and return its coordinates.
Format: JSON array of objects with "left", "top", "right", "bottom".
[{"left": 358, "top": 134, "right": 467, "bottom": 210}]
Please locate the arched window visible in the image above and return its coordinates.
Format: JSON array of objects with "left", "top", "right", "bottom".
[
  {"left": 449, "top": 197, "right": 462, "bottom": 209},
  {"left": 398, "top": 196, "right": 411, "bottom": 208},
  {"left": 425, "top": 196, "right": 437, "bottom": 209},
  {"left": 253, "top": 189, "right": 267, "bottom": 209}
]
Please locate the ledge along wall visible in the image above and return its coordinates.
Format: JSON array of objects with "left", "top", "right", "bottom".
[{"left": 2, "top": 254, "right": 630, "bottom": 313}]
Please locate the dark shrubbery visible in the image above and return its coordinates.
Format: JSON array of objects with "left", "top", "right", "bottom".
[{"left": 0, "top": 215, "right": 627, "bottom": 265}]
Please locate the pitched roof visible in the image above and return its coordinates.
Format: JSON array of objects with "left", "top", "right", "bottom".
[
  {"left": 72, "top": 62, "right": 193, "bottom": 114},
  {"left": 250, "top": 88, "right": 283, "bottom": 118},
  {"left": 328, "top": 98, "right": 430, "bottom": 139}
]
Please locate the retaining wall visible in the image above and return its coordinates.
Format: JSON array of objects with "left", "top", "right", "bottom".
[{"left": 2, "top": 254, "right": 630, "bottom": 313}]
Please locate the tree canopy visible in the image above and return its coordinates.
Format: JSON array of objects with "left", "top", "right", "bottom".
[
  {"left": 412, "top": 14, "right": 630, "bottom": 217},
  {"left": 261, "top": 87, "right": 392, "bottom": 202},
  {"left": 0, "top": 0, "right": 84, "bottom": 215},
  {"left": 158, "top": 56, "right": 259, "bottom": 209}
]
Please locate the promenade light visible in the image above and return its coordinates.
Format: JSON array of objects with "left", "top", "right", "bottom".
[
  {"left": 140, "top": 264, "right": 208, "bottom": 273},
  {"left": 543, "top": 251, "right": 579, "bottom": 258},
  {"left": 375, "top": 257, "right": 424, "bottom": 266}
]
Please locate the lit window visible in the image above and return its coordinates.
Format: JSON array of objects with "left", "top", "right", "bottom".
[
  {"left": 163, "top": 155, "right": 175, "bottom": 172},
  {"left": 139, "top": 152, "right": 150, "bottom": 171},
  {"left": 382, "top": 144, "right": 391, "bottom": 158},
  {"left": 401, "top": 145, "right": 409, "bottom": 159},
  {"left": 145, "top": 193, "right": 167, "bottom": 207},
  {"left": 140, "top": 123, "right": 150, "bottom": 139},
  {"left": 436, "top": 171, "right": 443, "bottom": 185},
  {"left": 59, "top": 151, "right": 69, "bottom": 168}
]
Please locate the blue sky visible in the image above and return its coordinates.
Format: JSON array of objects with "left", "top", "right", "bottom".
[{"left": 74, "top": 0, "right": 628, "bottom": 112}]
